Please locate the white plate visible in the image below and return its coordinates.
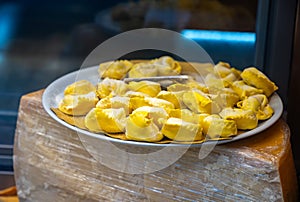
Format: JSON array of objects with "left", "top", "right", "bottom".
[{"left": 42, "top": 65, "right": 283, "bottom": 147}]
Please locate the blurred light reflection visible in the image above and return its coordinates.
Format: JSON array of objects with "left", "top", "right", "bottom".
[{"left": 181, "top": 29, "right": 256, "bottom": 43}]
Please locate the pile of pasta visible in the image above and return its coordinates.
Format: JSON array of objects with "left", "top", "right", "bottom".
[{"left": 55, "top": 56, "right": 278, "bottom": 143}]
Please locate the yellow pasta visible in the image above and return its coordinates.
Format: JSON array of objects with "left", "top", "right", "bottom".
[
  {"left": 128, "top": 62, "right": 158, "bottom": 78},
  {"left": 64, "top": 80, "right": 96, "bottom": 95},
  {"left": 183, "top": 90, "right": 213, "bottom": 114},
  {"left": 126, "top": 110, "right": 163, "bottom": 142},
  {"left": 161, "top": 118, "right": 203, "bottom": 141},
  {"left": 94, "top": 108, "right": 126, "bottom": 133},
  {"left": 96, "top": 78, "right": 128, "bottom": 99},
  {"left": 55, "top": 57, "right": 278, "bottom": 143},
  {"left": 241, "top": 67, "right": 278, "bottom": 97},
  {"left": 128, "top": 80, "right": 161, "bottom": 97},
  {"left": 202, "top": 115, "right": 237, "bottom": 138},
  {"left": 99, "top": 60, "right": 133, "bottom": 79},
  {"left": 151, "top": 56, "right": 182, "bottom": 76},
  {"left": 219, "top": 108, "right": 258, "bottom": 130}
]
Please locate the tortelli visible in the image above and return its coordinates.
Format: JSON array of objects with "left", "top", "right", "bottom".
[{"left": 53, "top": 56, "right": 278, "bottom": 143}]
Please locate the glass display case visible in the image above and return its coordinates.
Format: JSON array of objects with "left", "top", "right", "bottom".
[{"left": 0, "top": 0, "right": 298, "bottom": 186}]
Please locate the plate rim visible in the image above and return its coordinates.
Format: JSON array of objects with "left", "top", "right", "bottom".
[{"left": 42, "top": 65, "right": 283, "bottom": 148}]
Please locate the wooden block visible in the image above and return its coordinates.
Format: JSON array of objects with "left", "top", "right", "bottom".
[{"left": 14, "top": 90, "right": 298, "bottom": 201}]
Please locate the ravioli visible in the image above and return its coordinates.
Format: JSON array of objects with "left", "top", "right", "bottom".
[
  {"left": 151, "top": 56, "right": 182, "bottom": 76},
  {"left": 161, "top": 118, "right": 203, "bottom": 141},
  {"left": 219, "top": 108, "right": 258, "bottom": 130},
  {"left": 99, "top": 60, "right": 133, "bottom": 79},
  {"left": 126, "top": 110, "right": 163, "bottom": 142},
  {"left": 55, "top": 57, "right": 278, "bottom": 144},
  {"left": 241, "top": 67, "right": 278, "bottom": 97}
]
